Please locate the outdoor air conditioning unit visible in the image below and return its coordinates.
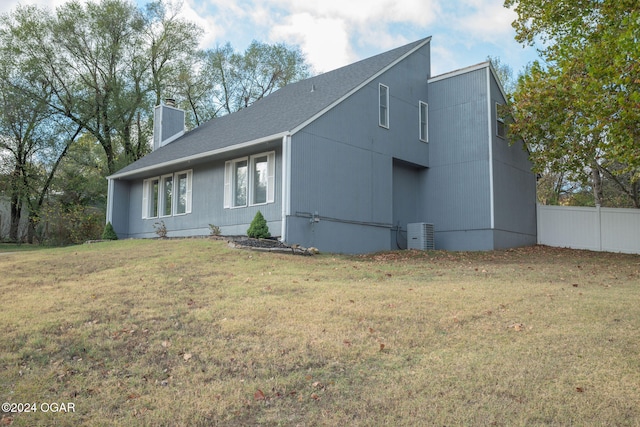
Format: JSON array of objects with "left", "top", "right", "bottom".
[{"left": 407, "top": 223, "right": 435, "bottom": 250}]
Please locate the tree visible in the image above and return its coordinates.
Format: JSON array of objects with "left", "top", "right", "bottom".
[
  {"left": 0, "top": 27, "right": 83, "bottom": 241},
  {"left": 195, "top": 41, "right": 310, "bottom": 117},
  {"left": 1, "top": 0, "right": 203, "bottom": 175},
  {"left": 505, "top": 0, "right": 640, "bottom": 207},
  {"left": 247, "top": 211, "right": 270, "bottom": 239}
]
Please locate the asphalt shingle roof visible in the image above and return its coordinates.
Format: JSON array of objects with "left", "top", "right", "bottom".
[{"left": 110, "top": 37, "right": 431, "bottom": 179}]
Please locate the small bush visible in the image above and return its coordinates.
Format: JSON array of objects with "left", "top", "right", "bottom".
[
  {"left": 102, "top": 222, "right": 118, "bottom": 240},
  {"left": 153, "top": 220, "right": 167, "bottom": 238},
  {"left": 247, "top": 211, "right": 270, "bottom": 239},
  {"left": 209, "top": 224, "right": 221, "bottom": 236}
]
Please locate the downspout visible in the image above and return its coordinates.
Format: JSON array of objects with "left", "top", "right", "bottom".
[
  {"left": 106, "top": 178, "right": 114, "bottom": 225},
  {"left": 281, "top": 134, "right": 292, "bottom": 242}
]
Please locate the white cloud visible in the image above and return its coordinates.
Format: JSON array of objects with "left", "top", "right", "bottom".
[
  {"left": 448, "top": 0, "right": 518, "bottom": 44},
  {"left": 269, "top": 12, "right": 353, "bottom": 73},
  {"left": 2, "top": 0, "right": 537, "bottom": 77}
]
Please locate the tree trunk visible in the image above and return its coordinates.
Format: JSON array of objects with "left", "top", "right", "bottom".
[
  {"left": 592, "top": 163, "right": 603, "bottom": 207},
  {"left": 9, "top": 193, "right": 21, "bottom": 242}
]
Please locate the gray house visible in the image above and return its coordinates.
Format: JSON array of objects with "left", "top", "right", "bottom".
[{"left": 106, "top": 37, "right": 536, "bottom": 253}]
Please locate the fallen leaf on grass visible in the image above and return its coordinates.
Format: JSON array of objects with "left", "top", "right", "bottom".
[
  {"left": 343, "top": 340, "right": 352, "bottom": 347},
  {"left": 254, "top": 389, "right": 266, "bottom": 401},
  {"left": 379, "top": 343, "right": 386, "bottom": 351},
  {"left": 576, "top": 387, "right": 584, "bottom": 393},
  {"left": 310, "top": 393, "right": 320, "bottom": 400},
  {"left": 183, "top": 353, "right": 192, "bottom": 361},
  {"left": 509, "top": 323, "right": 524, "bottom": 331}
]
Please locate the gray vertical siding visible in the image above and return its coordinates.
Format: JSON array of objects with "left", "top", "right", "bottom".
[
  {"left": 392, "top": 160, "right": 426, "bottom": 249},
  {"left": 108, "top": 179, "right": 131, "bottom": 238},
  {"left": 123, "top": 142, "right": 283, "bottom": 239},
  {"left": 285, "top": 43, "right": 431, "bottom": 253},
  {"left": 426, "top": 67, "right": 493, "bottom": 250},
  {"left": 489, "top": 70, "right": 537, "bottom": 247},
  {"left": 109, "top": 41, "right": 536, "bottom": 253}
]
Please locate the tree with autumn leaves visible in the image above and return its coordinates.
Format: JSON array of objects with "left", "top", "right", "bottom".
[{"left": 505, "top": 0, "right": 640, "bottom": 207}]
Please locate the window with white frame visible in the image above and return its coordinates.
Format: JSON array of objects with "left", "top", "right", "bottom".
[
  {"left": 496, "top": 102, "right": 506, "bottom": 139},
  {"left": 142, "top": 170, "right": 192, "bottom": 219},
  {"left": 419, "top": 101, "right": 428, "bottom": 142},
  {"left": 379, "top": 83, "right": 389, "bottom": 128},
  {"left": 224, "top": 151, "right": 275, "bottom": 208}
]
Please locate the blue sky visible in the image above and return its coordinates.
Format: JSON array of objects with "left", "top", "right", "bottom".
[{"left": 1, "top": 0, "right": 540, "bottom": 77}]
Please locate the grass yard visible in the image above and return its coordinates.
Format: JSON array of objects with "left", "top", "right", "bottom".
[{"left": 1, "top": 239, "right": 639, "bottom": 426}]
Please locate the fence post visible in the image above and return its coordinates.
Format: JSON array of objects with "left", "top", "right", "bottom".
[{"left": 596, "top": 204, "right": 602, "bottom": 252}]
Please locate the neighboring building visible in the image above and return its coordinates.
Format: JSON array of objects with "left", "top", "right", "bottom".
[{"left": 106, "top": 37, "right": 537, "bottom": 253}]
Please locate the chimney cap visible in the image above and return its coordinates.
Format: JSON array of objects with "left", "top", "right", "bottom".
[{"left": 165, "top": 98, "right": 176, "bottom": 107}]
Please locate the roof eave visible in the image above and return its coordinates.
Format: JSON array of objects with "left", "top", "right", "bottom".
[{"left": 107, "top": 131, "right": 290, "bottom": 180}]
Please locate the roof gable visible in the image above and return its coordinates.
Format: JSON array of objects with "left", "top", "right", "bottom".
[{"left": 110, "top": 37, "right": 431, "bottom": 179}]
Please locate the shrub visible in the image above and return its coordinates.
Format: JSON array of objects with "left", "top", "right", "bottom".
[
  {"left": 102, "top": 222, "right": 118, "bottom": 240},
  {"left": 247, "top": 211, "right": 270, "bottom": 239},
  {"left": 209, "top": 224, "right": 221, "bottom": 236},
  {"left": 153, "top": 220, "right": 168, "bottom": 238}
]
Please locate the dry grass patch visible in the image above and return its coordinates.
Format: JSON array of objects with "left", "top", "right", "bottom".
[{"left": 1, "top": 240, "right": 639, "bottom": 426}]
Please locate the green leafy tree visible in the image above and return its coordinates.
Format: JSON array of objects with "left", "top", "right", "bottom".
[
  {"left": 505, "top": 0, "right": 640, "bottom": 207},
  {"left": 247, "top": 211, "right": 270, "bottom": 239}
]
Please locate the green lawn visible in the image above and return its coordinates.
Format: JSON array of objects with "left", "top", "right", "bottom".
[{"left": 1, "top": 239, "right": 639, "bottom": 426}]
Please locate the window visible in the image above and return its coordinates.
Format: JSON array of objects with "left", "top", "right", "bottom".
[
  {"left": 419, "top": 101, "right": 428, "bottom": 142},
  {"left": 225, "top": 151, "right": 275, "bottom": 208},
  {"left": 176, "top": 172, "right": 191, "bottom": 215},
  {"left": 379, "top": 83, "right": 389, "bottom": 128},
  {"left": 496, "top": 103, "right": 506, "bottom": 139},
  {"left": 142, "top": 170, "right": 192, "bottom": 219},
  {"left": 161, "top": 174, "right": 173, "bottom": 217},
  {"left": 252, "top": 155, "right": 268, "bottom": 204},
  {"left": 142, "top": 178, "right": 160, "bottom": 218}
]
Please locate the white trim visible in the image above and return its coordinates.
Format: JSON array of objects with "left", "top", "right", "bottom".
[
  {"left": 379, "top": 83, "right": 389, "bottom": 128},
  {"left": 142, "top": 170, "right": 192, "bottom": 219},
  {"left": 419, "top": 101, "right": 428, "bottom": 142},
  {"left": 430, "top": 61, "right": 508, "bottom": 102},
  {"left": 486, "top": 67, "right": 495, "bottom": 230},
  {"left": 223, "top": 161, "right": 232, "bottom": 209},
  {"left": 224, "top": 151, "right": 276, "bottom": 209},
  {"left": 142, "top": 177, "right": 160, "bottom": 219},
  {"left": 106, "top": 178, "right": 114, "bottom": 224},
  {"left": 159, "top": 173, "right": 174, "bottom": 217},
  {"left": 289, "top": 37, "right": 432, "bottom": 135},
  {"left": 429, "top": 61, "right": 491, "bottom": 83},
  {"left": 228, "top": 157, "right": 249, "bottom": 208},
  {"left": 281, "top": 135, "right": 291, "bottom": 242},
  {"left": 174, "top": 170, "right": 192, "bottom": 215},
  {"left": 108, "top": 131, "right": 290, "bottom": 180},
  {"left": 160, "top": 130, "right": 185, "bottom": 147}
]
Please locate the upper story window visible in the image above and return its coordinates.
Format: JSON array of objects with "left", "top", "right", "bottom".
[
  {"left": 379, "top": 83, "right": 389, "bottom": 128},
  {"left": 419, "top": 101, "right": 429, "bottom": 142},
  {"left": 224, "top": 151, "right": 275, "bottom": 208},
  {"left": 496, "top": 102, "right": 506, "bottom": 139},
  {"left": 142, "top": 170, "right": 192, "bottom": 219}
]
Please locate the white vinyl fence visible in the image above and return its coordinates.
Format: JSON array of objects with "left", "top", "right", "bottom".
[{"left": 537, "top": 204, "right": 640, "bottom": 254}]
